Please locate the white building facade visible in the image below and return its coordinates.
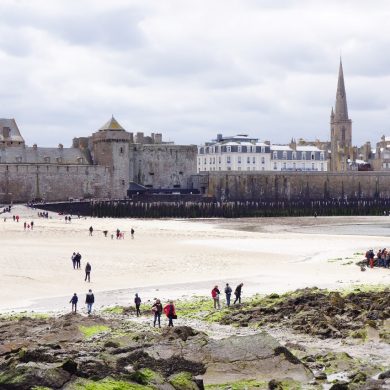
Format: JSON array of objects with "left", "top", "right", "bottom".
[
  {"left": 198, "top": 134, "right": 328, "bottom": 172},
  {"left": 197, "top": 134, "right": 271, "bottom": 172},
  {"left": 270, "top": 145, "right": 328, "bottom": 172}
]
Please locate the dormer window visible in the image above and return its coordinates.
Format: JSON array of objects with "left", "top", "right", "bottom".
[
  {"left": 2, "top": 127, "right": 10, "bottom": 138},
  {"left": 77, "top": 157, "right": 84, "bottom": 164},
  {"left": 44, "top": 156, "right": 50, "bottom": 163}
]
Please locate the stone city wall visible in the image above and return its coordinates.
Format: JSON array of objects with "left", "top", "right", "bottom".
[
  {"left": 0, "top": 164, "right": 110, "bottom": 203},
  {"left": 191, "top": 171, "right": 390, "bottom": 201},
  {"left": 131, "top": 144, "right": 197, "bottom": 189}
]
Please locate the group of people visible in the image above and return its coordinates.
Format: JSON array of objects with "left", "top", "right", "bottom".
[
  {"left": 69, "top": 290, "right": 176, "bottom": 327},
  {"left": 132, "top": 293, "right": 176, "bottom": 327},
  {"left": 37, "top": 211, "right": 49, "bottom": 218},
  {"left": 364, "top": 248, "right": 390, "bottom": 269},
  {"left": 90, "top": 226, "right": 135, "bottom": 239},
  {"left": 71, "top": 252, "right": 92, "bottom": 281},
  {"left": 211, "top": 283, "right": 244, "bottom": 309},
  {"left": 23, "top": 221, "right": 34, "bottom": 230},
  {"left": 69, "top": 289, "right": 95, "bottom": 314}
]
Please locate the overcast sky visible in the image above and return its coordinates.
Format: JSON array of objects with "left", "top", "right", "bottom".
[{"left": 1, "top": 0, "right": 390, "bottom": 147}]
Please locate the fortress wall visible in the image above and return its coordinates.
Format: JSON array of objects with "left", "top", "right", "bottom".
[
  {"left": 191, "top": 171, "right": 390, "bottom": 201},
  {"left": 133, "top": 145, "right": 197, "bottom": 189},
  {"left": 0, "top": 164, "right": 110, "bottom": 203}
]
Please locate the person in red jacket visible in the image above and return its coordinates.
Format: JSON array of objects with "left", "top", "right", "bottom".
[
  {"left": 163, "top": 300, "right": 176, "bottom": 327},
  {"left": 211, "top": 285, "right": 221, "bottom": 309}
]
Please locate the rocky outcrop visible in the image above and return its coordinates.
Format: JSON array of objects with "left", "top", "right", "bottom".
[
  {"left": 221, "top": 288, "right": 390, "bottom": 339},
  {"left": 0, "top": 314, "right": 310, "bottom": 389}
]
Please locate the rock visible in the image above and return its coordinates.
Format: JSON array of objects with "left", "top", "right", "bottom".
[
  {"left": 349, "top": 371, "right": 367, "bottom": 383},
  {"left": 329, "top": 382, "right": 349, "bottom": 390},
  {"left": 268, "top": 379, "right": 283, "bottom": 389},
  {"left": 61, "top": 359, "right": 78, "bottom": 374},
  {"left": 161, "top": 326, "right": 198, "bottom": 341},
  {"left": 379, "top": 369, "right": 390, "bottom": 379},
  {"left": 314, "top": 371, "right": 327, "bottom": 380}
]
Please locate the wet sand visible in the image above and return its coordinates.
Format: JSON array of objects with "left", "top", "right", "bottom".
[{"left": 1, "top": 206, "right": 389, "bottom": 312}]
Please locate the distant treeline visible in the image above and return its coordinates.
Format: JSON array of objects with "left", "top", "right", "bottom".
[{"left": 34, "top": 198, "right": 390, "bottom": 218}]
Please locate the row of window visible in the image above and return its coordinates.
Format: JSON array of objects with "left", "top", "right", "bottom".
[
  {"left": 202, "top": 145, "right": 266, "bottom": 153},
  {"left": 272, "top": 151, "right": 324, "bottom": 160},
  {"left": 273, "top": 162, "right": 324, "bottom": 170},
  {"left": 199, "top": 156, "right": 266, "bottom": 165}
]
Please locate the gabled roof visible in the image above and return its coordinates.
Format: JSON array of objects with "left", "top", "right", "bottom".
[
  {"left": 98, "top": 116, "right": 125, "bottom": 131},
  {"left": 0, "top": 118, "right": 25, "bottom": 142}
]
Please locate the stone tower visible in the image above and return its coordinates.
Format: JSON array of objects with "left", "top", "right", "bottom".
[
  {"left": 91, "top": 116, "right": 131, "bottom": 199},
  {"left": 330, "top": 60, "right": 353, "bottom": 172}
]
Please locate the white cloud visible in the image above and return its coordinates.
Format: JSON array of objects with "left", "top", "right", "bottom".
[{"left": 0, "top": 0, "right": 389, "bottom": 146}]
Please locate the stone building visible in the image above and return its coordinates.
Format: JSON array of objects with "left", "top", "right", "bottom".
[{"left": 0, "top": 116, "right": 197, "bottom": 202}]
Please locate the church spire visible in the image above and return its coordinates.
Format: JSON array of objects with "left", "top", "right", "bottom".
[{"left": 334, "top": 59, "right": 349, "bottom": 121}]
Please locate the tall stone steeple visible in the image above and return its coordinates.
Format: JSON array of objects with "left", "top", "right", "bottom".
[
  {"left": 330, "top": 59, "right": 352, "bottom": 172},
  {"left": 334, "top": 60, "right": 349, "bottom": 121}
]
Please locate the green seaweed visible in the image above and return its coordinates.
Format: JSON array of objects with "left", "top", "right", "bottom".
[
  {"left": 79, "top": 325, "right": 111, "bottom": 338},
  {"left": 72, "top": 378, "right": 154, "bottom": 390},
  {"left": 169, "top": 372, "right": 198, "bottom": 390}
]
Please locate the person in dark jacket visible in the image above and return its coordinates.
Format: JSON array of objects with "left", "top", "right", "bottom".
[
  {"left": 134, "top": 293, "right": 141, "bottom": 316},
  {"left": 89, "top": 226, "right": 93, "bottom": 236},
  {"left": 164, "top": 300, "right": 176, "bottom": 327},
  {"left": 224, "top": 283, "right": 232, "bottom": 307},
  {"left": 69, "top": 293, "right": 78, "bottom": 313},
  {"left": 71, "top": 252, "right": 76, "bottom": 269},
  {"left": 85, "top": 262, "right": 91, "bottom": 282},
  {"left": 234, "top": 283, "right": 244, "bottom": 304},
  {"left": 85, "top": 289, "right": 94, "bottom": 314},
  {"left": 76, "top": 252, "right": 82, "bottom": 269},
  {"left": 152, "top": 298, "right": 163, "bottom": 327}
]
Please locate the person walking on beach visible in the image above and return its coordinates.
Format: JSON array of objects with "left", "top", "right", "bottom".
[
  {"left": 85, "top": 262, "right": 91, "bottom": 282},
  {"left": 69, "top": 293, "right": 78, "bottom": 313},
  {"left": 234, "top": 283, "right": 244, "bottom": 305},
  {"left": 75, "top": 252, "right": 82, "bottom": 269},
  {"left": 85, "top": 289, "right": 94, "bottom": 314},
  {"left": 211, "top": 285, "right": 221, "bottom": 309},
  {"left": 152, "top": 299, "right": 163, "bottom": 327},
  {"left": 71, "top": 252, "right": 77, "bottom": 269},
  {"left": 164, "top": 300, "right": 176, "bottom": 327},
  {"left": 131, "top": 228, "right": 135, "bottom": 239},
  {"left": 30, "top": 221, "right": 34, "bottom": 230},
  {"left": 224, "top": 283, "right": 232, "bottom": 307},
  {"left": 89, "top": 226, "right": 93, "bottom": 236},
  {"left": 134, "top": 293, "right": 141, "bottom": 316},
  {"left": 23, "top": 221, "right": 26, "bottom": 230}
]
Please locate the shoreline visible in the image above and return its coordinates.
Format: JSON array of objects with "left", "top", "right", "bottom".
[{"left": 1, "top": 205, "right": 390, "bottom": 312}]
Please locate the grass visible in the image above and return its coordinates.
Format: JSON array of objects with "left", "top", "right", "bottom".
[{"left": 79, "top": 325, "right": 111, "bottom": 338}]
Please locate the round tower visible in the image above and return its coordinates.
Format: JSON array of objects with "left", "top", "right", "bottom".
[{"left": 92, "top": 116, "right": 131, "bottom": 199}]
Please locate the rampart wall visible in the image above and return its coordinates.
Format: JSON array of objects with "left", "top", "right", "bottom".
[
  {"left": 132, "top": 145, "right": 197, "bottom": 189},
  {"left": 191, "top": 171, "right": 390, "bottom": 201},
  {"left": 0, "top": 164, "right": 110, "bottom": 203}
]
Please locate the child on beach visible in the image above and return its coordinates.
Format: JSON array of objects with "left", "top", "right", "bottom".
[{"left": 69, "top": 293, "right": 78, "bottom": 313}]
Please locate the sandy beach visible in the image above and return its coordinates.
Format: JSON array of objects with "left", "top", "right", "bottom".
[{"left": 1, "top": 205, "right": 390, "bottom": 312}]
